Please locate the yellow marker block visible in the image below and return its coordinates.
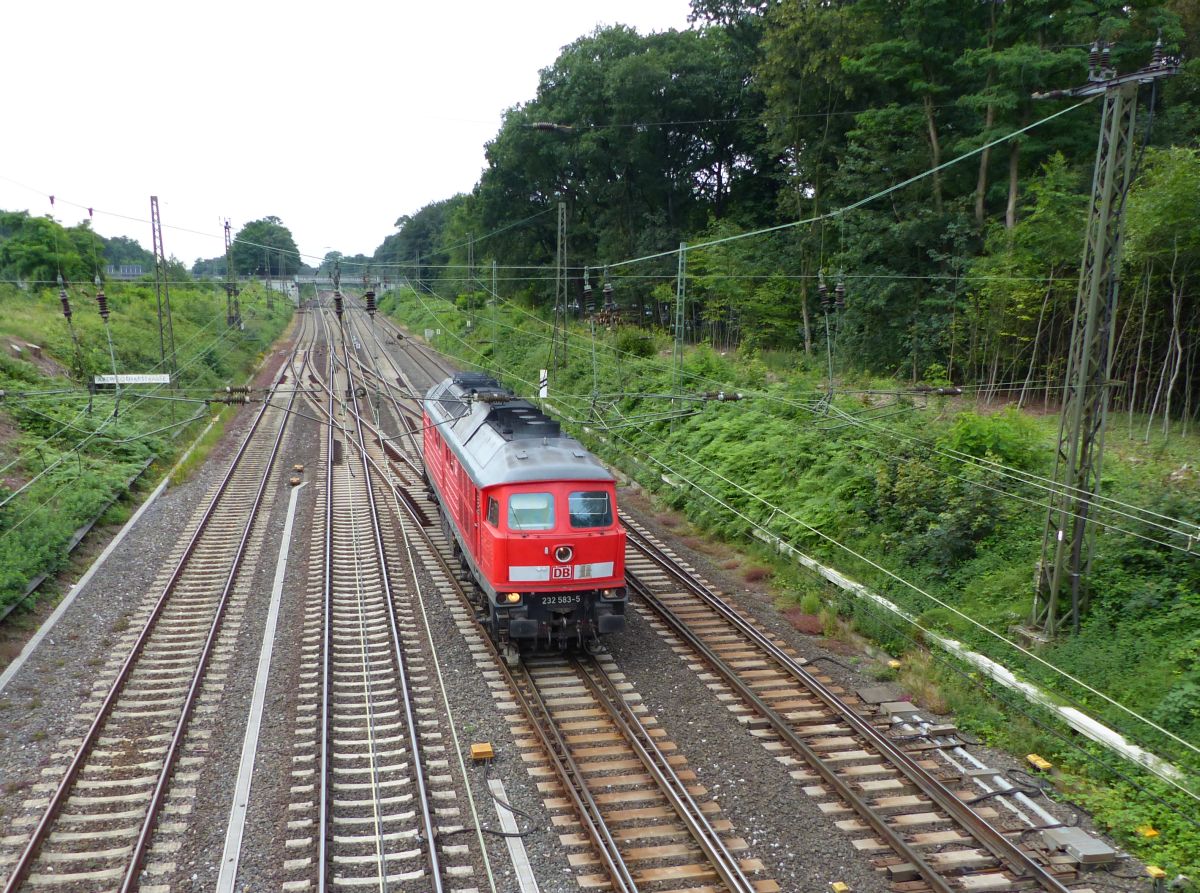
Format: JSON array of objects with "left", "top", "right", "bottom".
[
  {"left": 293, "top": 464, "right": 305, "bottom": 472},
  {"left": 470, "top": 742, "right": 495, "bottom": 762},
  {"left": 289, "top": 476, "right": 302, "bottom": 486},
  {"left": 1146, "top": 867, "right": 1167, "bottom": 879},
  {"left": 887, "top": 660, "right": 902, "bottom": 670},
  {"left": 830, "top": 883, "right": 851, "bottom": 893},
  {"left": 1137, "top": 825, "right": 1159, "bottom": 838},
  {"left": 1026, "top": 754, "right": 1052, "bottom": 771}
]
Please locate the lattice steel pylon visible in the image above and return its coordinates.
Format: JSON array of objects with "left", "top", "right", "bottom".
[
  {"left": 550, "top": 201, "right": 569, "bottom": 370},
  {"left": 673, "top": 242, "right": 687, "bottom": 415},
  {"left": 150, "top": 196, "right": 177, "bottom": 385},
  {"left": 224, "top": 219, "right": 239, "bottom": 327},
  {"left": 1031, "top": 44, "right": 1178, "bottom": 637}
]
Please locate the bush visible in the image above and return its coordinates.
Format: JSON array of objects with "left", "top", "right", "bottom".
[
  {"left": 615, "top": 329, "right": 655, "bottom": 358},
  {"left": 940, "top": 408, "right": 1041, "bottom": 470}
]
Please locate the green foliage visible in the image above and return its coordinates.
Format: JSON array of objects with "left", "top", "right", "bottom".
[
  {"left": 0, "top": 279, "right": 292, "bottom": 612},
  {"left": 940, "top": 408, "right": 1041, "bottom": 469},
  {"left": 0, "top": 212, "right": 103, "bottom": 284},
  {"left": 231, "top": 217, "right": 301, "bottom": 276},
  {"left": 380, "top": 287, "right": 1200, "bottom": 876},
  {"left": 614, "top": 329, "right": 655, "bottom": 359}
]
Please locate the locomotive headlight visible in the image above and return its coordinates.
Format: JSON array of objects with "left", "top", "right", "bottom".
[
  {"left": 601, "top": 589, "right": 622, "bottom": 600},
  {"left": 505, "top": 592, "right": 522, "bottom": 603},
  {"left": 554, "top": 545, "right": 573, "bottom": 563}
]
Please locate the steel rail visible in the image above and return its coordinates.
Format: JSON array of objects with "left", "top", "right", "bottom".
[
  {"left": 337, "top": 317, "right": 426, "bottom": 480},
  {"left": 318, "top": 309, "right": 335, "bottom": 893},
  {"left": 121, "top": 330, "right": 313, "bottom": 893},
  {"left": 363, "top": 299, "right": 454, "bottom": 385},
  {"left": 335, "top": 309, "right": 447, "bottom": 893},
  {"left": 342, "top": 346, "right": 640, "bottom": 893},
  {"left": 496, "top": 662, "right": 640, "bottom": 893},
  {"left": 570, "top": 655, "right": 758, "bottom": 893},
  {"left": 334, "top": 304, "right": 647, "bottom": 893},
  {"left": 319, "top": 301, "right": 396, "bottom": 889},
  {"left": 623, "top": 520, "right": 1075, "bottom": 893},
  {"left": 2, "top": 319, "right": 311, "bottom": 893}
]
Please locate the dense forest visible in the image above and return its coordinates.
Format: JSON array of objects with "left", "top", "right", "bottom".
[{"left": 370, "top": 0, "right": 1199, "bottom": 426}]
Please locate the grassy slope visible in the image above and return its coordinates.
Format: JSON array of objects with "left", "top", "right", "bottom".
[
  {"left": 0, "top": 282, "right": 292, "bottom": 612},
  {"left": 382, "top": 286, "right": 1200, "bottom": 874}
]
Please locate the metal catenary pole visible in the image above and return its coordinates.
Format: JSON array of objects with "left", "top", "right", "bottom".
[
  {"left": 1031, "top": 42, "right": 1178, "bottom": 636},
  {"left": 673, "top": 242, "right": 687, "bottom": 425},
  {"left": 150, "top": 196, "right": 178, "bottom": 419}
]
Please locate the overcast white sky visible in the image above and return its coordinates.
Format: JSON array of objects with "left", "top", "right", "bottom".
[{"left": 2, "top": 0, "right": 694, "bottom": 268}]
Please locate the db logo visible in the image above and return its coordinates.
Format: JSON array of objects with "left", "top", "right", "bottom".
[{"left": 551, "top": 565, "right": 573, "bottom": 580}]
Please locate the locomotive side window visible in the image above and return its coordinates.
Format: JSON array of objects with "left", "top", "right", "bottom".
[
  {"left": 508, "top": 492, "right": 555, "bottom": 530},
  {"left": 569, "top": 490, "right": 612, "bottom": 528},
  {"left": 486, "top": 496, "right": 500, "bottom": 527}
]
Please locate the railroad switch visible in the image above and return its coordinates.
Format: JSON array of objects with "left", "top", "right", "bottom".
[{"left": 470, "top": 742, "right": 495, "bottom": 762}]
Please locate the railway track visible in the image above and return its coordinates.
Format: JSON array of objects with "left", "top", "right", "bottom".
[
  {"left": 342, "top": 299, "right": 784, "bottom": 893},
  {"left": 370, "top": 450, "right": 783, "bottom": 893},
  {"left": 0, "top": 316, "right": 314, "bottom": 893},
  {"left": 279, "top": 303, "right": 479, "bottom": 892},
  {"left": 621, "top": 516, "right": 1091, "bottom": 893},
  {"left": 359, "top": 300, "right": 1108, "bottom": 893},
  {"left": 513, "top": 653, "right": 778, "bottom": 893}
]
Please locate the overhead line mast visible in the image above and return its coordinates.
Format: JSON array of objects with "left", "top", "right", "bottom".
[
  {"left": 1030, "top": 40, "right": 1178, "bottom": 638},
  {"left": 224, "top": 219, "right": 241, "bottom": 328},
  {"left": 149, "top": 196, "right": 178, "bottom": 397}
]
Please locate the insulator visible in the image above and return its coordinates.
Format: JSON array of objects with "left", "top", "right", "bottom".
[
  {"left": 96, "top": 290, "right": 109, "bottom": 321},
  {"left": 365, "top": 290, "right": 376, "bottom": 316},
  {"left": 1088, "top": 41, "right": 1100, "bottom": 73},
  {"left": 60, "top": 289, "right": 72, "bottom": 321},
  {"left": 582, "top": 285, "right": 594, "bottom": 313},
  {"left": 1152, "top": 36, "right": 1164, "bottom": 66},
  {"left": 1101, "top": 44, "right": 1111, "bottom": 71},
  {"left": 602, "top": 282, "right": 615, "bottom": 311},
  {"left": 817, "top": 280, "right": 830, "bottom": 312},
  {"left": 334, "top": 292, "right": 344, "bottom": 319},
  {"left": 835, "top": 279, "right": 846, "bottom": 310}
]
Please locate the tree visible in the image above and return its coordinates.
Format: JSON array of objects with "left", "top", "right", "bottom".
[
  {"left": 374, "top": 196, "right": 468, "bottom": 289},
  {"left": 0, "top": 212, "right": 91, "bottom": 284},
  {"left": 231, "top": 217, "right": 301, "bottom": 276},
  {"left": 103, "top": 235, "right": 154, "bottom": 268}
]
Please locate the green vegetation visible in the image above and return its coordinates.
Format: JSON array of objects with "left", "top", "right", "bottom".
[
  {"left": 380, "top": 284, "right": 1200, "bottom": 875},
  {"left": 362, "top": 7, "right": 1200, "bottom": 866},
  {"left": 230, "top": 217, "right": 301, "bottom": 277},
  {"left": 0, "top": 277, "right": 292, "bottom": 615},
  {"left": 361, "top": 1, "right": 1198, "bottom": 433}
]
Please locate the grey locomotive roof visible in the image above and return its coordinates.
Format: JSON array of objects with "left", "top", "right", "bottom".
[{"left": 424, "top": 373, "right": 614, "bottom": 489}]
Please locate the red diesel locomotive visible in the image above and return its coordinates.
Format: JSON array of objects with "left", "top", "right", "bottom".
[{"left": 422, "top": 373, "right": 627, "bottom": 660}]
